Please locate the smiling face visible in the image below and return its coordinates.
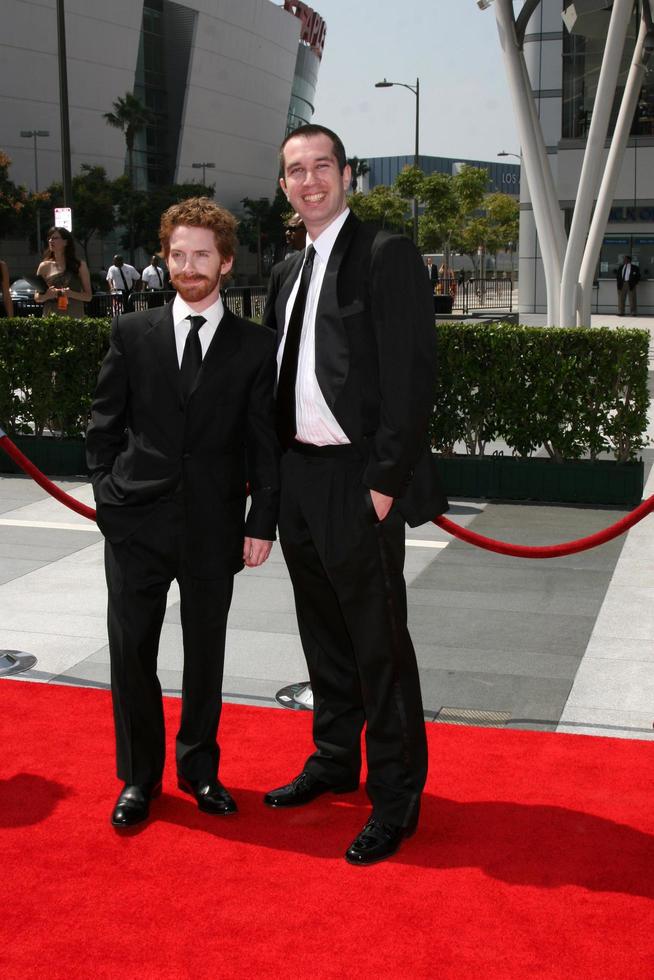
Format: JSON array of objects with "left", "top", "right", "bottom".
[
  {"left": 166, "top": 225, "right": 233, "bottom": 310},
  {"left": 280, "top": 133, "right": 351, "bottom": 240}
]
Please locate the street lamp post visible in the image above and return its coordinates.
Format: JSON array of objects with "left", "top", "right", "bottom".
[
  {"left": 375, "top": 77, "right": 420, "bottom": 244},
  {"left": 56, "top": 0, "right": 72, "bottom": 207},
  {"left": 192, "top": 161, "right": 216, "bottom": 185},
  {"left": 20, "top": 129, "right": 50, "bottom": 252}
]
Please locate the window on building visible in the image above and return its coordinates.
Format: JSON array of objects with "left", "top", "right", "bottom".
[
  {"left": 561, "top": 9, "right": 651, "bottom": 139},
  {"left": 597, "top": 235, "right": 654, "bottom": 279}
]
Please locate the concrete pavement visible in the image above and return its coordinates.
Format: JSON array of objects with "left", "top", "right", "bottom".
[{"left": 1, "top": 312, "right": 653, "bottom": 741}]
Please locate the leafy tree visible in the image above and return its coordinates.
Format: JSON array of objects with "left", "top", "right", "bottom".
[
  {"left": 104, "top": 93, "right": 156, "bottom": 261},
  {"left": 395, "top": 165, "right": 489, "bottom": 265},
  {"left": 241, "top": 197, "right": 271, "bottom": 279},
  {"left": 114, "top": 180, "right": 215, "bottom": 257},
  {"left": 347, "top": 156, "right": 370, "bottom": 193},
  {"left": 457, "top": 192, "right": 519, "bottom": 275},
  {"left": 484, "top": 192, "right": 519, "bottom": 253},
  {"left": 46, "top": 165, "right": 116, "bottom": 266},
  {"left": 0, "top": 150, "right": 47, "bottom": 240},
  {"left": 241, "top": 188, "right": 291, "bottom": 273},
  {"left": 347, "top": 185, "right": 408, "bottom": 232}
]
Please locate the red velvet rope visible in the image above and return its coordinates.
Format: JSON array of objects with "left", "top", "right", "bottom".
[
  {"left": 0, "top": 433, "right": 97, "bottom": 522},
  {"left": 1, "top": 432, "right": 652, "bottom": 558},
  {"left": 434, "top": 498, "right": 654, "bottom": 558}
]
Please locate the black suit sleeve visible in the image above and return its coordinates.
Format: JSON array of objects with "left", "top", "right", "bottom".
[
  {"left": 262, "top": 263, "right": 285, "bottom": 336},
  {"left": 86, "top": 317, "right": 128, "bottom": 486},
  {"left": 363, "top": 235, "right": 436, "bottom": 498},
  {"left": 244, "top": 329, "right": 280, "bottom": 541}
]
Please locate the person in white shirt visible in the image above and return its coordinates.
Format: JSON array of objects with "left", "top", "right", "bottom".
[
  {"left": 106, "top": 255, "right": 141, "bottom": 295},
  {"left": 142, "top": 255, "right": 166, "bottom": 290}
]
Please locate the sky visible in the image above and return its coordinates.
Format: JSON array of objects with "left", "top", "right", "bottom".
[{"left": 311, "top": 0, "right": 521, "bottom": 164}]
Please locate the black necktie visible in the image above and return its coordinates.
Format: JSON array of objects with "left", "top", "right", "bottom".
[
  {"left": 180, "top": 314, "right": 206, "bottom": 401},
  {"left": 276, "top": 245, "right": 316, "bottom": 448}
]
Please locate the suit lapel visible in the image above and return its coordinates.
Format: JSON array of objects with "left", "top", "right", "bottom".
[
  {"left": 194, "top": 306, "right": 241, "bottom": 398},
  {"left": 147, "top": 301, "right": 180, "bottom": 399},
  {"left": 274, "top": 253, "right": 303, "bottom": 347},
  {"left": 314, "top": 211, "right": 359, "bottom": 408}
]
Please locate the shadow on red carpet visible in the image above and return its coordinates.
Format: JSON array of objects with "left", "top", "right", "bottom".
[{"left": 1, "top": 680, "right": 653, "bottom": 979}]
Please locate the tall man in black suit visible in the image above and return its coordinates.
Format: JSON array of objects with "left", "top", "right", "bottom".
[
  {"left": 263, "top": 124, "right": 447, "bottom": 866},
  {"left": 616, "top": 254, "right": 641, "bottom": 316},
  {"left": 87, "top": 198, "right": 279, "bottom": 829}
]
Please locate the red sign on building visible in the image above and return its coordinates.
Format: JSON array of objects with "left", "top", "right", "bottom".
[{"left": 283, "top": 1, "right": 327, "bottom": 60}]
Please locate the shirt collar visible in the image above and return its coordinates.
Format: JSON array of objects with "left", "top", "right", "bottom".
[
  {"left": 306, "top": 208, "right": 350, "bottom": 265},
  {"left": 172, "top": 292, "right": 224, "bottom": 330}
]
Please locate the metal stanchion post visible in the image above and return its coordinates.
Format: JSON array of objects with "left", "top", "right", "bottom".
[
  {"left": 275, "top": 681, "right": 313, "bottom": 710},
  {"left": 0, "top": 650, "right": 37, "bottom": 677}
]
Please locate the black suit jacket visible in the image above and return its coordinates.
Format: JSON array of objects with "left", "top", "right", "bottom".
[
  {"left": 86, "top": 302, "right": 279, "bottom": 576},
  {"left": 263, "top": 213, "right": 447, "bottom": 527},
  {"left": 616, "top": 264, "right": 641, "bottom": 290}
]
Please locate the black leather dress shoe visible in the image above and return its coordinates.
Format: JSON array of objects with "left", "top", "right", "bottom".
[
  {"left": 177, "top": 777, "right": 238, "bottom": 815},
  {"left": 111, "top": 781, "right": 162, "bottom": 829},
  {"left": 345, "top": 816, "right": 417, "bottom": 866},
  {"left": 263, "top": 771, "right": 358, "bottom": 808}
]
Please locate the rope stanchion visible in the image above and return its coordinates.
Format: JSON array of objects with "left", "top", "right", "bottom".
[
  {"left": 2, "top": 428, "right": 654, "bottom": 558},
  {"left": 0, "top": 430, "right": 96, "bottom": 522}
]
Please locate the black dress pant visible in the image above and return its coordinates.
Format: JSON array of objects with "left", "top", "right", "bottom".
[
  {"left": 279, "top": 445, "right": 428, "bottom": 828},
  {"left": 104, "top": 497, "right": 234, "bottom": 786}
]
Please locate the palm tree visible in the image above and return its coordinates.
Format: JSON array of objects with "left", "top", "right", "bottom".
[
  {"left": 347, "top": 157, "right": 370, "bottom": 193},
  {"left": 104, "top": 93, "right": 155, "bottom": 261}
]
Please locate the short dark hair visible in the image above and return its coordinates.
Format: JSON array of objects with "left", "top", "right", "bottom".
[{"left": 279, "top": 124, "right": 347, "bottom": 175}]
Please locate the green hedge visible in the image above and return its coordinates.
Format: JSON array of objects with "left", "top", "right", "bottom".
[
  {"left": 0, "top": 316, "right": 111, "bottom": 438},
  {"left": 0, "top": 318, "right": 650, "bottom": 463},
  {"left": 433, "top": 322, "right": 650, "bottom": 462}
]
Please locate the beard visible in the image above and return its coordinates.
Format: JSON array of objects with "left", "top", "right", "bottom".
[{"left": 170, "top": 270, "right": 221, "bottom": 304}]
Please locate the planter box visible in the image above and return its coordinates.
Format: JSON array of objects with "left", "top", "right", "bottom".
[
  {"left": 0, "top": 435, "right": 88, "bottom": 477},
  {"left": 434, "top": 295, "right": 453, "bottom": 315},
  {"left": 438, "top": 454, "right": 644, "bottom": 507}
]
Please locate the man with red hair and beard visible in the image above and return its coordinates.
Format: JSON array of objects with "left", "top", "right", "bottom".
[{"left": 87, "top": 198, "right": 279, "bottom": 830}]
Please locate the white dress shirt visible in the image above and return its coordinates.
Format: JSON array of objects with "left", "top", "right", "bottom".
[
  {"left": 142, "top": 264, "right": 164, "bottom": 289},
  {"left": 277, "top": 208, "right": 351, "bottom": 445},
  {"left": 106, "top": 263, "right": 140, "bottom": 292},
  {"left": 172, "top": 293, "right": 225, "bottom": 367}
]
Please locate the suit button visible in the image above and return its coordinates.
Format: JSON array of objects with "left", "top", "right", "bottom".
[{"left": 183, "top": 452, "right": 191, "bottom": 460}]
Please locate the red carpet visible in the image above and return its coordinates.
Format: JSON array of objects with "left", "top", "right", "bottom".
[{"left": 1, "top": 680, "right": 653, "bottom": 979}]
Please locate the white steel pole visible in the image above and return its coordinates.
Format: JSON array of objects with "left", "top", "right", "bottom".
[
  {"left": 559, "top": 0, "right": 634, "bottom": 326},
  {"left": 518, "top": 53, "right": 567, "bottom": 260},
  {"left": 493, "top": 0, "right": 562, "bottom": 324},
  {"left": 578, "top": 16, "right": 648, "bottom": 326}
]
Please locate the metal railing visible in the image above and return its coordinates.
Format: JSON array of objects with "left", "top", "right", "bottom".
[
  {"left": 223, "top": 286, "right": 268, "bottom": 320},
  {"left": 11, "top": 291, "right": 177, "bottom": 319},
  {"left": 434, "top": 276, "right": 515, "bottom": 315},
  {"left": 12, "top": 280, "right": 516, "bottom": 323}
]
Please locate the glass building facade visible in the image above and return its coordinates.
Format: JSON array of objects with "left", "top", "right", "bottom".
[
  {"left": 562, "top": 5, "right": 654, "bottom": 140},
  {"left": 560, "top": 2, "right": 654, "bottom": 282},
  {"left": 134, "top": 0, "right": 196, "bottom": 189},
  {"left": 286, "top": 44, "right": 320, "bottom": 134}
]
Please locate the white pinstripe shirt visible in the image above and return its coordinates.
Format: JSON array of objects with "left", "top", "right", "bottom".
[{"left": 277, "top": 208, "right": 350, "bottom": 446}]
